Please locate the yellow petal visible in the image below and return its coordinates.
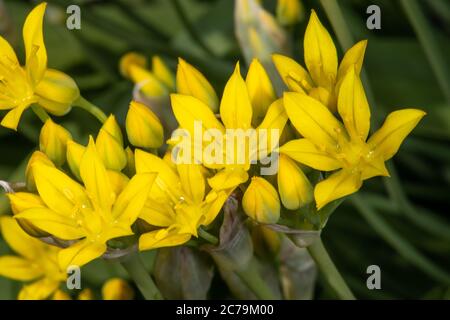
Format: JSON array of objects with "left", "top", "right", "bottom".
[
  {"left": 124, "top": 146, "right": 136, "bottom": 177},
  {"left": 58, "top": 238, "right": 106, "bottom": 269},
  {"left": 125, "top": 101, "right": 164, "bottom": 149},
  {"left": 0, "top": 35, "right": 19, "bottom": 65},
  {"left": 278, "top": 154, "right": 313, "bottom": 210},
  {"left": 18, "top": 278, "right": 60, "bottom": 300},
  {"left": 107, "top": 170, "right": 129, "bottom": 197},
  {"left": 220, "top": 63, "right": 253, "bottom": 129},
  {"left": 314, "top": 169, "right": 362, "bottom": 209},
  {"left": 23, "top": 2, "right": 47, "bottom": 86},
  {"left": 33, "top": 162, "right": 90, "bottom": 216},
  {"left": 35, "top": 69, "right": 79, "bottom": 115},
  {"left": 257, "top": 99, "right": 288, "bottom": 155},
  {"left": 80, "top": 137, "right": 114, "bottom": 212},
  {"left": 135, "top": 149, "right": 183, "bottom": 201},
  {"left": 171, "top": 93, "right": 224, "bottom": 135},
  {"left": 272, "top": 54, "right": 313, "bottom": 93},
  {"left": 246, "top": 59, "right": 276, "bottom": 126},
  {"left": 207, "top": 168, "right": 248, "bottom": 191},
  {"left": 128, "top": 64, "right": 167, "bottom": 97},
  {"left": 102, "top": 278, "right": 134, "bottom": 300},
  {"left": 279, "top": 139, "right": 342, "bottom": 171},
  {"left": 152, "top": 56, "right": 175, "bottom": 90},
  {"left": 113, "top": 173, "right": 156, "bottom": 224},
  {"left": 96, "top": 128, "right": 127, "bottom": 171},
  {"left": 1, "top": 103, "right": 28, "bottom": 131},
  {"left": 304, "top": 10, "right": 337, "bottom": 87},
  {"left": 242, "top": 177, "right": 280, "bottom": 223},
  {"left": 66, "top": 140, "right": 85, "bottom": 181},
  {"left": 7, "top": 192, "right": 44, "bottom": 214},
  {"left": 177, "top": 163, "right": 206, "bottom": 204},
  {"left": 0, "top": 256, "right": 43, "bottom": 281},
  {"left": 361, "top": 155, "right": 389, "bottom": 180},
  {"left": 337, "top": 67, "right": 370, "bottom": 141},
  {"left": 368, "top": 109, "right": 426, "bottom": 160},
  {"left": 283, "top": 92, "right": 345, "bottom": 152},
  {"left": 139, "top": 228, "right": 191, "bottom": 251},
  {"left": 139, "top": 200, "right": 176, "bottom": 227},
  {"left": 119, "top": 52, "right": 146, "bottom": 78},
  {"left": 39, "top": 118, "right": 72, "bottom": 166},
  {"left": 15, "top": 207, "right": 85, "bottom": 240},
  {"left": 6, "top": 192, "right": 48, "bottom": 237},
  {"left": 176, "top": 58, "right": 219, "bottom": 112},
  {"left": 0, "top": 216, "right": 45, "bottom": 260},
  {"left": 202, "top": 190, "right": 229, "bottom": 226},
  {"left": 337, "top": 40, "right": 367, "bottom": 82},
  {"left": 25, "top": 150, "right": 55, "bottom": 191}
]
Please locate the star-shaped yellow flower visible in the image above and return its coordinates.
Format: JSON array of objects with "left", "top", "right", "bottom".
[
  {"left": 280, "top": 67, "right": 426, "bottom": 209},
  {"left": 0, "top": 216, "right": 66, "bottom": 300},
  {"left": 273, "top": 10, "right": 367, "bottom": 112},
  {"left": 12, "top": 138, "right": 156, "bottom": 268},
  {"left": 0, "top": 3, "right": 79, "bottom": 130}
]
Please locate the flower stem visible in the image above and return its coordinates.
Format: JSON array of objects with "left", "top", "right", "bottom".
[
  {"left": 120, "top": 252, "right": 163, "bottom": 300},
  {"left": 307, "top": 238, "right": 355, "bottom": 300},
  {"left": 236, "top": 257, "right": 278, "bottom": 300},
  {"left": 198, "top": 227, "right": 219, "bottom": 245},
  {"left": 31, "top": 105, "right": 50, "bottom": 123},
  {"left": 74, "top": 96, "right": 108, "bottom": 123}
]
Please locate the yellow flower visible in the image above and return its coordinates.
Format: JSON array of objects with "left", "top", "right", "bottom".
[
  {"left": 120, "top": 53, "right": 173, "bottom": 97},
  {"left": 52, "top": 289, "right": 71, "bottom": 300},
  {"left": 102, "top": 278, "right": 134, "bottom": 300},
  {"left": 135, "top": 149, "right": 231, "bottom": 251},
  {"left": 0, "top": 3, "right": 79, "bottom": 130},
  {"left": 0, "top": 216, "right": 66, "bottom": 300},
  {"left": 280, "top": 68, "right": 426, "bottom": 209},
  {"left": 176, "top": 58, "right": 219, "bottom": 112},
  {"left": 126, "top": 101, "right": 164, "bottom": 149},
  {"left": 39, "top": 118, "right": 72, "bottom": 166},
  {"left": 78, "top": 288, "right": 95, "bottom": 300},
  {"left": 13, "top": 137, "right": 156, "bottom": 268},
  {"left": 273, "top": 10, "right": 367, "bottom": 112},
  {"left": 276, "top": 0, "right": 303, "bottom": 26},
  {"left": 171, "top": 62, "right": 286, "bottom": 222},
  {"left": 242, "top": 177, "right": 280, "bottom": 223}
]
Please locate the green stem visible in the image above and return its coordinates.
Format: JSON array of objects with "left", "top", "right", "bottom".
[
  {"left": 307, "top": 238, "right": 355, "bottom": 300},
  {"left": 400, "top": 0, "right": 450, "bottom": 104},
  {"left": 74, "top": 96, "right": 108, "bottom": 123},
  {"left": 236, "top": 257, "right": 278, "bottom": 300},
  {"left": 120, "top": 252, "right": 163, "bottom": 300},
  {"left": 31, "top": 105, "right": 50, "bottom": 123},
  {"left": 198, "top": 227, "right": 219, "bottom": 245}
]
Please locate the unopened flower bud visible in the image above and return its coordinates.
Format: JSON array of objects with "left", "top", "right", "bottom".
[
  {"left": 242, "top": 177, "right": 280, "bottom": 223},
  {"left": 126, "top": 101, "right": 164, "bottom": 149},
  {"left": 39, "top": 118, "right": 72, "bottom": 166}
]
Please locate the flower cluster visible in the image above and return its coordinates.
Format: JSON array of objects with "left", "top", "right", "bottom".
[{"left": 0, "top": 2, "right": 424, "bottom": 300}]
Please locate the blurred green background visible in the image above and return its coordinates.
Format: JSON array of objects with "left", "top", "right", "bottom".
[{"left": 0, "top": 0, "right": 449, "bottom": 299}]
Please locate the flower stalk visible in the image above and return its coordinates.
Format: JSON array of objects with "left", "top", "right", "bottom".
[
  {"left": 235, "top": 257, "right": 278, "bottom": 300},
  {"left": 120, "top": 252, "right": 163, "bottom": 300},
  {"left": 307, "top": 238, "right": 355, "bottom": 300},
  {"left": 74, "top": 96, "right": 108, "bottom": 123}
]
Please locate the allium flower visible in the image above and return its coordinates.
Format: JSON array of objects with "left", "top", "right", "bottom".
[
  {"left": 0, "top": 216, "right": 66, "bottom": 300},
  {"left": 280, "top": 68, "right": 425, "bottom": 209},
  {"left": 135, "top": 149, "right": 232, "bottom": 250},
  {"left": 273, "top": 10, "right": 367, "bottom": 112},
  {"left": 0, "top": 3, "right": 79, "bottom": 130},
  {"left": 12, "top": 138, "right": 156, "bottom": 268}
]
